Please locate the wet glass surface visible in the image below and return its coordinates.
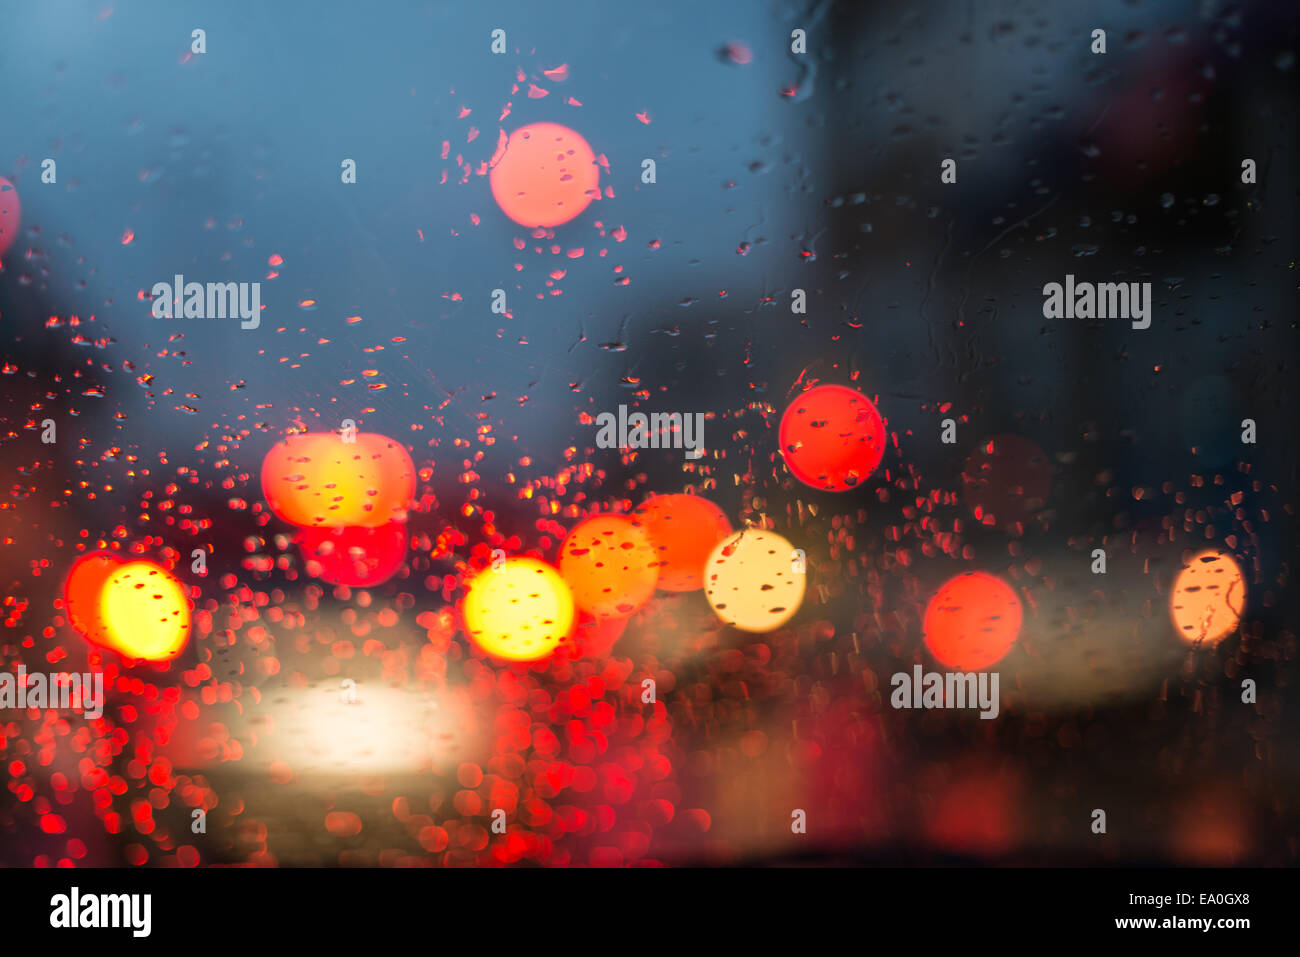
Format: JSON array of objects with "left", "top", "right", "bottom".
[{"left": 0, "top": 0, "right": 1296, "bottom": 867}]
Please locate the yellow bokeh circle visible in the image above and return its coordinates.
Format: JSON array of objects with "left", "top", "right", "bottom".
[
  {"left": 462, "top": 558, "right": 576, "bottom": 661},
  {"left": 99, "top": 560, "right": 191, "bottom": 661}
]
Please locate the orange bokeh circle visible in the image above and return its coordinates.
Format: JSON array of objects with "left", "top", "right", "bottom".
[
  {"left": 260, "top": 431, "right": 416, "bottom": 529},
  {"left": 489, "top": 122, "right": 600, "bottom": 228},
  {"left": 923, "top": 571, "right": 1023, "bottom": 670},
  {"left": 779, "top": 384, "right": 885, "bottom": 491},
  {"left": 64, "top": 552, "right": 122, "bottom": 650},
  {"left": 633, "top": 494, "right": 732, "bottom": 592},
  {"left": 1170, "top": 549, "right": 1245, "bottom": 646},
  {"left": 559, "top": 514, "right": 659, "bottom": 618}
]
